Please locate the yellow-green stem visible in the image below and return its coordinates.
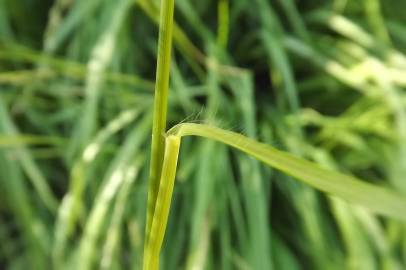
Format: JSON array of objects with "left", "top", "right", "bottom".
[{"left": 144, "top": 135, "right": 181, "bottom": 270}]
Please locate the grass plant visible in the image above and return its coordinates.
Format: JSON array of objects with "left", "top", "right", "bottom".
[{"left": 1, "top": 0, "right": 406, "bottom": 269}]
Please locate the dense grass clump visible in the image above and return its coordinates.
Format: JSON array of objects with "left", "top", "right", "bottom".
[{"left": 1, "top": 0, "right": 406, "bottom": 269}]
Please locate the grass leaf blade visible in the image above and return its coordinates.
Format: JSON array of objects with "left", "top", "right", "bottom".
[{"left": 169, "top": 123, "right": 406, "bottom": 220}]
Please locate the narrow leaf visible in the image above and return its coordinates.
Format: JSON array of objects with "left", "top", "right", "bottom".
[{"left": 168, "top": 123, "right": 406, "bottom": 220}]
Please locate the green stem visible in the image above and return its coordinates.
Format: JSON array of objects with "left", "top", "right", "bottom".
[{"left": 146, "top": 0, "right": 175, "bottom": 256}]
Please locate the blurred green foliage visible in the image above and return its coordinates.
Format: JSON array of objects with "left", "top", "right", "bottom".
[{"left": 1, "top": 0, "right": 406, "bottom": 269}]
